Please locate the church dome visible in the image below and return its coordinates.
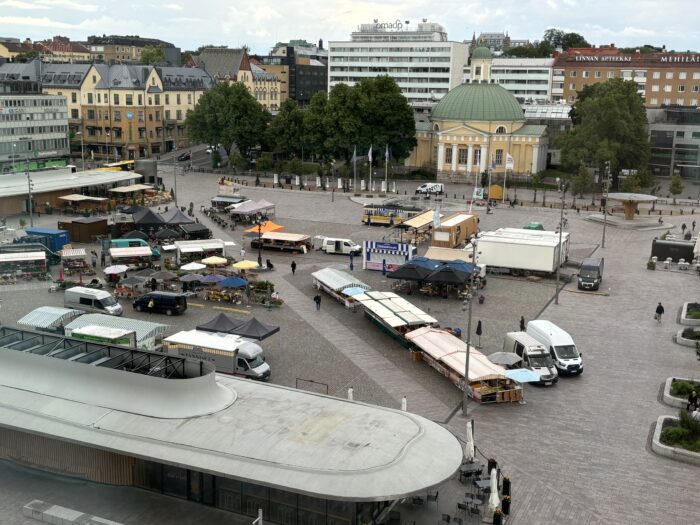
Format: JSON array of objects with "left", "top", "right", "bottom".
[
  {"left": 471, "top": 46, "right": 493, "bottom": 59},
  {"left": 431, "top": 83, "right": 524, "bottom": 122}
]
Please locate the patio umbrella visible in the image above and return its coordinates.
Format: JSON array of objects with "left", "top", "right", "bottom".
[
  {"left": 179, "top": 273, "right": 205, "bottom": 282},
  {"left": 201, "top": 274, "right": 226, "bottom": 284},
  {"left": 104, "top": 265, "right": 129, "bottom": 275},
  {"left": 155, "top": 228, "right": 180, "bottom": 240},
  {"left": 488, "top": 467, "right": 500, "bottom": 514},
  {"left": 150, "top": 270, "right": 177, "bottom": 281},
  {"left": 233, "top": 260, "right": 259, "bottom": 270},
  {"left": 120, "top": 230, "right": 149, "bottom": 240},
  {"left": 120, "top": 275, "right": 146, "bottom": 286},
  {"left": 424, "top": 265, "right": 471, "bottom": 285},
  {"left": 487, "top": 352, "right": 523, "bottom": 367},
  {"left": 387, "top": 261, "right": 433, "bottom": 281},
  {"left": 133, "top": 268, "right": 156, "bottom": 278},
  {"left": 181, "top": 262, "right": 207, "bottom": 271},
  {"left": 464, "top": 421, "right": 475, "bottom": 463},
  {"left": 219, "top": 276, "right": 249, "bottom": 288},
  {"left": 504, "top": 368, "right": 542, "bottom": 383},
  {"left": 202, "top": 256, "right": 228, "bottom": 266}
]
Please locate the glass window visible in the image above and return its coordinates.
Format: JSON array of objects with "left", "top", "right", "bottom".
[
  {"left": 458, "top": 148, "right": 468, "bottom": 164},
  {"left": 676, "top": 131, "right": 685, "bottom": 138},
  {"left": 582, "top": 71, "right": 589, "bottom": 78},
  {"left": 650, "top": 97, "right": 658, "bottom": 105},
  {"left": 133, "top": 459, "right": 162, "bottom": 492},
  {"left": 664, "top": 85, "right": 672, "bottom": 92},
  {"left": 570, "top": 71, "right": 577, "bottom": 77},
  {"left": 595, "top": 71, "right": 601, "bottom": 78},
  {"left": 113, "top": 94, "right": 120, "bottom": 105},
  {"left": 445, "top": 146, "right": 452, "bottom": 164},
  {"left": 666, "top": 72, "right": 674, "bottom": 79},
  {"left": 176, "top": 94, "right": 181, "bottom": 104},
  {"left": 165, "top": 94, "right": 170, "bottom": 105},
  {"left": 495, "top": 149, "right": 503, "bottom": 165},
  {"left": 155, "top": 94, "right": 161, "bottom": 105},
  {"left": 126, "top": 94, "right": 133, "bottom": 105},
  {"left": 678, "top": 85, "right": 685, "bottom": 92},
  {"left": 87, "top": 93, "right": 93, "bottom": 104},
  {"left": 473, "top": 148, "right": 481, "bottom": 165},
  {"left": 71, "top": 109, "right": 79, "bottom": 119},
  {"left": 607, "top": 71, "right": 615, "bottom": 78},
  {"left": 653, "top": 71, "right": 660, "bottom": 79},
  {"left": 216, "top": 477, "right": 241, "bottom": 513},
  {"left": 162, "top": 464, "right": 188, "bottom": 498},
  {"left": 651, "top": 85, "right": 659, "bottom": 92},
  {"left": 679, "top": 72, "right": 687, "bottom": 80},
  {"left": 298, "top": 494, "right": 326, "bottom": 525},
  {"left": 270, "top": 488, "right": 298, "bottom": 525},
  {"left": 242, "top": 482, "right": 269, "bottom": 518},
  {"left": 71, "top": 92, "right": 77, "bottom": 103}
]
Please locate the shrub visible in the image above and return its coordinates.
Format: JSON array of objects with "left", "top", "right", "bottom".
[
  {"left": 679, "top": 408, "right": 700, "bottom": 434},
  {"left": 661, "top": 425, "right": 691, "bottom": 444},
  {"left": 681, "top": 328, "right": 700, "bottom": 340},
  {"left": 670, "top": 379, "right": 699, "bottom": 397}
]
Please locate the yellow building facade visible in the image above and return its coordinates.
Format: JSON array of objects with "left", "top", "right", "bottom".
[{"left": 406, "top": 82, "right": 548, "bottom": 182}]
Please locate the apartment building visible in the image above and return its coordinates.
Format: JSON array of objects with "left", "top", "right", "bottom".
[
  {"left": 192, "top": 48, "right": 282, "bottom": 112},
  {"left": 553, "top": 46, "right": 700, "bottom": 107},
  {"left": 328, "top": 21, "right": 469, "bottom": 107},
  {"left": 86, "top": 35, "right": 180, "bottom": 66},
  {"left": 36, "top": 36, "right": 90, "bottom": 63},
  {"left": 469, "top": 32, "right": 530, "bottom": 53},
  {"left": 0, "top": 39, "right": 36, "bottom": 60}
]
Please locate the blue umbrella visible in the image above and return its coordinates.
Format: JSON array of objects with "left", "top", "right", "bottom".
[
  {"left": 219, "top": 276, "right": 249, "bottom": 288},
  {"left": 201, "top": 274, "right": 226, "bottom": 284},
  {"left": 504, "top": 368, "right": 542, "bottom": 383}
]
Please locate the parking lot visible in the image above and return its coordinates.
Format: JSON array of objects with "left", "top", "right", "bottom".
[{"left": 0, "top": 170, "right": 698, "bottom": 524}]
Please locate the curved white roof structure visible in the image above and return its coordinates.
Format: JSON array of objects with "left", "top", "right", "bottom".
[{"left": 0, "top": 327, "right": 462, "bottom": 501}]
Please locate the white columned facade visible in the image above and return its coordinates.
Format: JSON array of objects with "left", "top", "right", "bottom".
[
  {"left": 479, "top": 145, "right": 487, "bottom": 173},
  {"left": 437, "top": 142, "right": 445, "bottom": 172},
  {"left": 451, "top": 143, "right": 458, "bottom": 172},
  {"left": 532, "top": 144, "right": 540, "bottom": 174},
  {"left": 466, "top": 144, "right": 474, "bottom": 174}
]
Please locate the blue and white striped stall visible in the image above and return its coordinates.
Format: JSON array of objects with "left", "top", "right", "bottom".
[{"left": 362, "top": 241, "right": 417, "bottom": 272}]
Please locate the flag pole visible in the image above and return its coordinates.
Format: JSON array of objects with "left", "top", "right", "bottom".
[{"left": 353, "top": 146, "right": 357, "bottom": 193}]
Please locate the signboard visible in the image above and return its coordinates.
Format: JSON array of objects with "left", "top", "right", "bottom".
[
  {"left": 373, "top": 242, "right": 399, "bottom": 251},
  {"left": 473, "top": 188, "right": 485, "bottom": 200}
]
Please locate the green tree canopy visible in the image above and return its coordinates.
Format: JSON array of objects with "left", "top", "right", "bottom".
[
  {"left": 185, "top": 82, "right": 270, "bottom": 157},
  {"left": 302, "top": 91, "right": 330, "bottom": 159},
  {"left": 542, "top": 28, "right": 590, "bottom": 50},
  {"left": 669, "top": 175, "right": 684, "bottom": 203},
  {"left": 140, "top": 44, "right": 165, "bottom": 64},
  {"left": 267, "top": 99, "right": 303, "bottom": 157},
  {"left": 559, "top": 78, "right": 650, "bottom": 188}
]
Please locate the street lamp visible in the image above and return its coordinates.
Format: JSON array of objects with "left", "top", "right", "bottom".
[
  {"left": 256, "top": 216, "right": 263, "bottom": 267},
  {"left": 11, "top": 143, "right": 16, "bottom": 173},
  {"left": 462, "top": 236, "right": 480, "bottom": 416},
  {"left": 75, "top": 131, "right": 85, "bottom": 171},
  {"left": 105, "top": 130, "right": 110, "bottom": 163},
  {"left": 26, "top": 160, "right": 34, "bottom": 227},
  {"left": 555, "top": 178, "right": 567, "bottom": 305},
  {"left": 602, "top": 161, "right": 611, "bottom": 248}
]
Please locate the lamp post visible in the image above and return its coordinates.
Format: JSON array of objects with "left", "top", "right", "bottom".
[
  {"left": 11, "top": 143, "right": 16, "bottom": 173},
  {"left": 462, "top": 237, "right": 479, "bottom": 416},
  {"left": 172, "top": 152, "right": 178, "bottom": 207},
  {"left": 75, "top": 131, "right": 85, "bottom": 171},
  {"left": 256, "top": 217, "right": 263, "bottom": 267},
  {"left": 26, "top": 160, "right": 34, "bottom": 227},
  {"left": 555, "top": 178, "right": 567, "bottom": 305},
  {"left": 602, "top": 161, "right": 610, "bottom": 248},
  {"left": 105, "top": 130, "right": 110, "bottom": 163}
]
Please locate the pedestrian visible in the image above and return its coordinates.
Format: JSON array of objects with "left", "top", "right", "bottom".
[
  {"left": 240, "top": 247, "right": 246, "bottom": 259},
  {"left": 687, "top": 390, "right": 698, "bottom": 411},
  {"left": 100, "top": 251, "right": 105, "bottom": 267},
  {"left": 681, "top": 223, "right": 687, "bottom": 235},
  {"left": 655, "top": 302, "right": 665, "bottom": 323},
  {"left": 313, "top": 293, "right": 321, "bottom": 311},
  {"left": 91, "top": 255, "right": 97, "bottom": 269},
  {"left": 150, "top": 278, "right": 157, "bottom": 292},
  {"left": 692, "top": 219, "right": 696, "bottom": 232},
  {"left": 291, "top": 260, "right": 297, "bottom": 275},
  {"left": 519, "top": 316, "right": 525, "bottom": 332}
]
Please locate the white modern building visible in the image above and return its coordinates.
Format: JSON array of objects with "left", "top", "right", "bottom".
[
  {"left": 463, "top": 48, "right": 554, "bottom": 104},
  {"left": 0, "top": 93, "right": 69, "bottom": 173},
  {"left": 328, "top": 21, "right": 469, "bottom": 107}
]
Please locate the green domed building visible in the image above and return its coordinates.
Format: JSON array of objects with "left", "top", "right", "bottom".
[{"left": 407, "top": 81, "right": 548, "bottom": 182}]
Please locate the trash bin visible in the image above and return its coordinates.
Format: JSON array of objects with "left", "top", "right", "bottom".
[
  {"left": 502, "top": 496, "right": 511, "bottom": 515},
  {"left": 502, "top": 476, "right": 511, "bottom": 496},
  {"left": 488, "top": 458, "right": 498, "bottom": 474},
  {"left": 600, "top": 197, "right": 607, "bottom": 207}
]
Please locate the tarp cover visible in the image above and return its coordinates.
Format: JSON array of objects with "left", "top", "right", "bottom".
[
  {"left": 197, "top": 312, "right": 246, "bottom": 333},
  {"left": 229, "top": 317, "right": 280, "bottom": 340},
  {"left": 312, "top": 267, "right": 370, "bottom": 292},
  {"left": 17, "top": 306, "right": 83, "bottom": 329},
  {"left": 160, "top": 208, "right": 194, "bottom": 225},
  {"left": 133, "top": 208, "right": 164, "bottom": 225},
  {"left": 244, "top": 221, "right": 285, "bottom": 234}
]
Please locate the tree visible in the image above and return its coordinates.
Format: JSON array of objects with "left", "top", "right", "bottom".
[
  {"left": 573, "top": 163, "right": 593, "bottom": 197},
  {"left": 256, "top": 152, "right": 274, "bottom": 171},
  {"left": 267, "top": 99, "right": 303, "bottom": 158},
  {"left": 542, "top": 28, "right": 589, "bottom": 50},
  {"left": 559, "top": 78, "right": 650, "bottom": 190},
  {"left": 140, "top": 44, "right": 165, "bottom": 64},
  {"left": 185, "top": 82, "right": 270, "bottom": 158},
  {"left": 302, "top": 91, "right": 330, "bottom": 159},
  {"left": 669, "top": 175, "right": 684, "bottom": 204},
  {"left": 13, "top": 50, "right": 38, "bottom": 62},
  {"left": 561, "top": 32, "right": 590, "bottom": 49},
  {"left": 620, "top": 173, "right": 642, "bottom": 193},
  {"left": 324, "top": 83, "right": 364, "bottom": 161}
]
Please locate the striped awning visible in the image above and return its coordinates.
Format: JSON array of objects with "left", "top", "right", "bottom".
[{"left": 18, "top": 307, "right": 84, "bottom": 329}]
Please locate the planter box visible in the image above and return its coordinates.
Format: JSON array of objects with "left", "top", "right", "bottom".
[
  {"left": 675, "top": 329, "right": 700, "bottom": 347},
  {"left": 662, "top": 377, "right": 699, "bottom": 408},
  {"left": 651, "top": 416, "right": 700, "bottom": 466},
  {"left": 680, "top": 302, "right": 700, "bottom": 326}
]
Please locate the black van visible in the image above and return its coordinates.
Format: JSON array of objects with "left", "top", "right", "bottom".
[
  {"left": 133, "top": 292, "right": 188, "bottom": 316},
  {"left": 578, "top": 257, "right": 604, "bottom": 290}
]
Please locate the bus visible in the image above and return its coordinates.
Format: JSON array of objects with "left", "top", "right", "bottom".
[
  {"left": 99, "top": 160, "right": 135, "bottom": 172},
  {"left": 361, "top": 204, "right": 422, "bottom": 226}
]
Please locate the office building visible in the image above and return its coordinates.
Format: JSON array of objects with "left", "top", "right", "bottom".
[
  {"left": 469, "top": 32, "right": 530, "bottom": 53},
  {"left": 648, "top": 107, "right": 700, "bottom": 179},
  {"left": 328, "top": 21, "right": 469, "bottom": 107},
  {"left": 0, "top": 326, "right": 462, "bottom": 524}
]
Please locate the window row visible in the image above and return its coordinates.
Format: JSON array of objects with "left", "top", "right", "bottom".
[
  {"left": 0, "top": 125, "right": 68, "bottom": 135},
  {"left": 0, "top": 112, "right": 67, "bottom": 121},
  {"left": 0, "top": 138, "right": 67, "bottom": 154},
  {"left": 1, "top": 98, "right": 65, "bottom": 107}
]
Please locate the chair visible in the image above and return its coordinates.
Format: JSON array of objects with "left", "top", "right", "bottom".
[
  {"left": 426, "top": 490, "right": 439, "bottom": 507},
  {"left": 456, "top": 502, "right": 468, "bottom": 514}
]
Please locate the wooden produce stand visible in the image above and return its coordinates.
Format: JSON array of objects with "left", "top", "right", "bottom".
[{"left": 61, "top": 248, "right": 94, "bottom": 276}]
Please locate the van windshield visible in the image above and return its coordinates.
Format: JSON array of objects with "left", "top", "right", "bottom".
[
  {"left": 580, "top": 269, "right": 598, "bottom": 278},
  {"left": 100, "top": 296, "right": 117, "bottom": 307},
  {"left": 530, "top": 355, "right": 552, "bottom": 368},
  {"left": 555, "top": 345, "right": 579, "bottom": 359},
  {"left": 247, "top": 355, "right": 265, "bottom": 368}
]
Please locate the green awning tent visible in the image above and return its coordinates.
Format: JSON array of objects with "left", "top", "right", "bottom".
[{"left": 523, "top": 222, "right": 544, "bottom": 231}]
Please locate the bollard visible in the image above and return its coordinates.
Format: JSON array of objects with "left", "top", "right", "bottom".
[
  {"left": 681, "top": 209, "right": 684, "bottom": 215},
  {"left": 502, "top": 476, "right": 511, "bottom": 496},
  {"left": 401, "top": 397, "right": 407, "bottom": 411},
  {"left": 502, "top": 496, "right": 511, "bottom": 515},
  {"left": 671, "top": 210, "right": 673, "bottom": 215},
  {"left": 488, "top": 458, "right": 498, "bottom": 474},
  {"left": 454, "top": 194, "right": 457, "bottom": 199},
  {"left": 347, "top": 387, "right": 354, "bottom": 401}
]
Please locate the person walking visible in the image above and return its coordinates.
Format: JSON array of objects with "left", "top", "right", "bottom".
[
  {"left": 687, "top": 390, "right": 699, "bottom": 411},
  {"left": 291, "top": 260, "right": 297, "bottom": 275},
  {"left": 519, "top": 316, "right": 526, "bottom": 332},
  {"left": 692, "top": 219, "right": 697, "bottom": 232},
  {"left": 313, "top": 293, "right": 321, "bottom": 311},
  {"left": 91, "top": 255, "right": 97, "bottom": 270},
  {"left": 681, "top": 223, "right": 687, "bottom": 235},
  {"left": 655, "top": 302, "right": 665, "bottom": 323},
  {"left": 100, "top": 251, "right": 105, "bottom": 267},
  {"left": 240, "top": 247, "right": 246, "bottom": 259}
]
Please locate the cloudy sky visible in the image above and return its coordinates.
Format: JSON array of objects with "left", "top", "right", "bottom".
[{"left": 0, "top": 0, "right": 698, "bottom": 54}]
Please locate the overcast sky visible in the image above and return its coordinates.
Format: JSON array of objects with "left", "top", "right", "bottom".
[{"left": 0, "top": 0, "right": 698, "bottom": 54}]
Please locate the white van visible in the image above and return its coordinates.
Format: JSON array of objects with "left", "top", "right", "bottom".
[
  {"left": 314, "top": 236, "right": 362, "bottom": 255},
  {"left": 526, "top": 320, "right": 583, "bottom": 375},
  {"left": 64, "top": 287, "right": 123, "bottom": 316},
  {"left": 503, "top": 331, "right": 558, "bottom": 385},
  {"left": 415, "top": 182, "right": 444, "bottom": 195}
]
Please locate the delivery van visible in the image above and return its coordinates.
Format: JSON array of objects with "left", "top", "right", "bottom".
[
  {"left": 133, "top": 292, "right": 187, "bottom": 316},
  {"left": 415, "top": 182, "right": 445, "bottom": 195},
  {"left": 578, "top": 257, "right": 604, "bottom": 290},
  {"left": 64, "top": 287, "right": 123, "bottom": 316},
  {"left": 527, "top": 320, "right": 583, "bottom": 375},
  {"left": 315, "top": 236, "right": 362, "bottom": 255},
  {"left": 503, "top": 331, "right": 558, "bottom": 385}
]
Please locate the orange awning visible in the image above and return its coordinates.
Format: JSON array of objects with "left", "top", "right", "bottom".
[{"left": 244, "top": 221, "right": 285, "bottom": 234}]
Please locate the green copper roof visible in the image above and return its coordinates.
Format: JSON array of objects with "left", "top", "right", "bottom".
[
  {"left": 431, "top": 83, "right": 525, "bottom": 122},
  {"left": 512, "top": 124, "right": 547, "bottom": 136},
  {"left": 471, "top": 47, "right": 492, "bottom": 59}
]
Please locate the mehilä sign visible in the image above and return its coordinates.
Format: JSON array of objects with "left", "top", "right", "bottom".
[
  {"left": 573, "top": 55, "right": 632, "bottom": 62},
  {"left": 660, "top": 55, "right": 700, "bottom": 63}
]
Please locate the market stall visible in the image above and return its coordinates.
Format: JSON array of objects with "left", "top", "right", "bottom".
[
  {"left": 0, "top": 251, "right": 47, "bottom": 276},
  {"left": 362, "top": 241, "right": 418, "bottom": 272},
  {"left": 311, "top": 267, "right": 371, "bottom": 309},
  {"left": 108, "top": 246, "right": 153, "bottom": 269},
  {"left": 58, "top": 217, "right": 109, "bottom": 243},
  {"left": 400, "top": 210, "right": 442, "bottom": 244},
  {"left": 432, "top": 213, "right": 479, "bottom": 248},
  {"left": 60, "top": 248, "right": 92, "bottom": 276},
  {"left": 406, "top": 326, "right": 523, "bottom": 403},
  {"left": 17, "top": 306, "right": 84, "bottom": 334},
  {"left": 353, "top": 291, "right": 437, "bottom": 347}
]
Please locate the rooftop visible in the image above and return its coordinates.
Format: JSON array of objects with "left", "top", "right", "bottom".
[
  {"left": 0, "top": 169, "right": 141, "bottom": 198},
  {"left": 432, "top": 82, "right": 525, "bottom": 122}
]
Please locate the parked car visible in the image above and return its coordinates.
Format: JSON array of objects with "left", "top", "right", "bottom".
[
  {"left": 415, "top": 182, "right": 445, "bottom": 195},
  {"left": 177, "top": 151, "right": 191, "bottom": 162}
]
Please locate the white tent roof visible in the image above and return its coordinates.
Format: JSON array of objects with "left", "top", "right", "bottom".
[
  {"left": 64, "top": 314, "right": 167, "bottom": 344},
  {"left": 403, "top": 210, "right": 441, "bottom": 229},
  {"left": 0, "top": 170, "right": 141, "bottom": 198},
  {"left": 17, "top": 307, "right": 83, "bottom": 329},
  {"left": 311, "top": 268, "right": 370, "bottom": 293},
  {"left": 165, "top": 329, "right": 244, "bottom": 354},
  {"left": 353, "top": 291, "right": 437, "bottom": 327},
  {"left": 406, "top": 326, "right": 506, "bottom": 382}
]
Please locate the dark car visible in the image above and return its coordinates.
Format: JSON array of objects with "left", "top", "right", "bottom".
[
  {"left": 177, "top": 152, "right": 191, "bottom": 162},
  {"left": 133, "top": 292, "right": 188, "bottom": 316}
]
